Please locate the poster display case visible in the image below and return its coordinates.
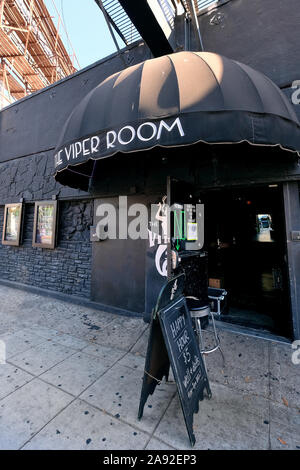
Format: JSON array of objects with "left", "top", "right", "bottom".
[
  {"left": 2, "top": 203, "right": 23, "bottom": 246},
  {"left": 32, "top": 200, "right": 58, "bottom": 249}
]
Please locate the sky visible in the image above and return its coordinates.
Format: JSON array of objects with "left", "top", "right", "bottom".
[{"left": 43, "top": 0, "right": 124, "bottom": 71}]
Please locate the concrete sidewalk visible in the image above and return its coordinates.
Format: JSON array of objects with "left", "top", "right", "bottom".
[{"left": 0, "top": 285, "right": 299, "bottom": 450}]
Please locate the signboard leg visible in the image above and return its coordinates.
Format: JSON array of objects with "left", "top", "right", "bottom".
[{"left": 138, "top": 318, "right": 170, "bottom": 420}]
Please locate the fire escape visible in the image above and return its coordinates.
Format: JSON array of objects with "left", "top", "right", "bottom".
[{"left": 95, "top": 0, "right": 224, "bottom": 58}]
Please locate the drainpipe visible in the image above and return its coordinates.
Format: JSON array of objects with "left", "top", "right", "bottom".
[
  {"left": 185, "top": 0, "right": 204, "bottom": 51},
  {"left": 184, "top": 13, "right": 191, "bottom": 51}
]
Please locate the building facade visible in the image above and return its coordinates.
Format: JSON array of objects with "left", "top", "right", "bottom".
[{"left": 0, "top": 0, "right": 300, "bottom": 340}]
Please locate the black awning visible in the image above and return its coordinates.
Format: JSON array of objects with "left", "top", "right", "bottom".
[{"left": 54, "top": 51, "right": 300, "bottom": 191}]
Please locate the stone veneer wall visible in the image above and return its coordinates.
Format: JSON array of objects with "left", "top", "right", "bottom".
[
  {"left": 0, "top": 199, "right": 93, "bottom": 298},
  {"left": 0, "top": 151, "right": 87, "bottom": 204}
]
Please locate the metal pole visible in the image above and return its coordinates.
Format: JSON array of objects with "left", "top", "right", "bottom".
[
  {"left": 94, "top": 0, "right": 128, "bottom": 68},
  {"left": 185, "top": 0, "right": 204, "bottom": 51},
  {"left": 167, "top": 175, "right": 172, "bottom": 280}
]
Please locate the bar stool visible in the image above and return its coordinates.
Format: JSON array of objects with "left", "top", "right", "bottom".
[{"left": 186, "top": 297, "right": 225, "bottom": 370}]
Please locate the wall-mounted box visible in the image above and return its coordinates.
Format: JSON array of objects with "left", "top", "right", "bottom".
[{"left": 291, "top": 231, "right": 300, "bottom": 241}]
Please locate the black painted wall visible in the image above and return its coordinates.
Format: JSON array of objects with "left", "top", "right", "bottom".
[
  {"left": 0, "top": 1, "right": 300, "bottom": 331},
  {"left": 0, "top": 42, "right": 150, "bottom": 167},
  {"left": 0, "top": 41, "right": 150, "bottom": 307},
  {"left": 0, "top": 200, "right": 92, "bottom": 298},
  {"left": 0, "top": 150, "right": 83, "bottom": 205},
  {"left": 197, "top": 0, "right": 300, "bottom": 88}
]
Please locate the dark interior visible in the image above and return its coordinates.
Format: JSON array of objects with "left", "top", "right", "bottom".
[{"left": 202, "top": 185, "right": 293, "bottom": 338}]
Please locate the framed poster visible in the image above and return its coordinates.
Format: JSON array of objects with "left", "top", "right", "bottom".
[
  {"left": 2, "top": 203, "right": 23, "bottom": 246},
  {"left": 32, "top": 200, "right": 57, "bottom": 249}
]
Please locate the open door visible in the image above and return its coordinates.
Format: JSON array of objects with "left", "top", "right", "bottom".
[{"left": 202, "top": 185, "right": 292, "bottom": 338}]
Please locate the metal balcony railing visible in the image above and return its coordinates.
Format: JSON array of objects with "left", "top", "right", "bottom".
[
  {"left": 97, "top": 1, "right": 226, "bottom": 49},
  {"left": 100, "top": 0, "right": 142, "bottom": 45},
  {"left": 182, "top": 0, "right": 223, "bottom": 16}
]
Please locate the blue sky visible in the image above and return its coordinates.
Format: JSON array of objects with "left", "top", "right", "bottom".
[{"left": 44, "top": 0, "right": 124, "bottom": 70}]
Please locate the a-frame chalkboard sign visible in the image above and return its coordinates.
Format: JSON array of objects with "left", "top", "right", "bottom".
[{"left": 138, "top": 273, "right": 211, "bottom": 447}]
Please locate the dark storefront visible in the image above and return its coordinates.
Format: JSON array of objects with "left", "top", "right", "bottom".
[
  {"left": 1, "top": 0, "right": 300, "bottom": 341},
  {"left": 203, "top": 184, "right": 292, "bottom": 336}
]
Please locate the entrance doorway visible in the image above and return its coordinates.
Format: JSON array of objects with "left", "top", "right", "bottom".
[{"left": 202, "top": 185, "right": 292, "bottom": 338}]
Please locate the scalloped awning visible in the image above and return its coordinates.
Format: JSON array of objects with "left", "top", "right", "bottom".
[{"left": 54, "top": 51, "right": 300, "bottom": 191}]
